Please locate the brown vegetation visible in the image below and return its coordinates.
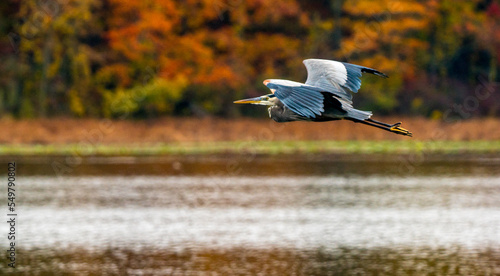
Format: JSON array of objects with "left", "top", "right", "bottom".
[
  {"left": 1, "top": 117, "right": 499, "bottom": 145},
  {"left": 7, "top": 247, "right": 499, "bottom": 275}
]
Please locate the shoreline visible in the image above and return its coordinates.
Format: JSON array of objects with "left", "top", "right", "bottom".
[{"left": 1, "top": 140, "right": 499, "bottom": 156}]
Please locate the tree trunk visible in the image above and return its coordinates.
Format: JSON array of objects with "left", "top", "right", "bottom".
[
  {"left": 39, "top": 29, "right": 53, "bottom": 117},
  {"left": 330, "top": 0, "right": 343, "bottom": 50}
]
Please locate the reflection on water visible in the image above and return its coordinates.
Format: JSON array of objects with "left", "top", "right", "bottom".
[
  {"left": 8, "top": 154, "right": 500, "bottom": 176},
  {"left": 15, "top": 175, "right": 500, "bottom": 251},
  {"left": 1, "top": 156, "right": 500, "bottom": 274}
]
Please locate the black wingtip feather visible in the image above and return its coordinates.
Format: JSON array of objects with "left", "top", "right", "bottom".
[{"left": 361, "top": 68, "right": 389, "bottom": 78}]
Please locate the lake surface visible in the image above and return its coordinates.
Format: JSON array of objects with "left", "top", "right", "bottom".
[{"left": 1, "top": 155, "right": 500, "bottom": 274}]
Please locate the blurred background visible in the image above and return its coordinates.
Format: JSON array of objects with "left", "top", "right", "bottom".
[
  {"left": 1, "top": 0, "right": 500, "bottom": 275},
  {"left": 1, "top": 0, "right": 499, "bottom": 119}
]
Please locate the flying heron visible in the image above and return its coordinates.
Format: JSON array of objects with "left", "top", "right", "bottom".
[{"left": 234, "top": 59, "right": 412, "bottom": 137}]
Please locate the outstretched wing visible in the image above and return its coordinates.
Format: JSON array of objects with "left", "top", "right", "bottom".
[
  {"left": 303, "top": 59, "right": 387, "bottom": 102},
  {"left": 268, "top": 80, "right": 324, "bottom": 118}
]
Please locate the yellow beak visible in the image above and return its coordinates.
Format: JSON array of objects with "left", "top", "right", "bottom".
[{"left": 233, "top": 96, "right": 263, "bottom": 104}]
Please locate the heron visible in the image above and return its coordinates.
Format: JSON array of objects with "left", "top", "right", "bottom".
[{"left": 234, "top": 59, "right": 412, "bottom": 137}]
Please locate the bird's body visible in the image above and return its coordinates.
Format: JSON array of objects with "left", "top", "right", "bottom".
[
  {"left": 234, "top": 59, "right": 412, "bottom": 136},
  {"left": 268, "top": 92, "right": 346, "bottom": 122}
]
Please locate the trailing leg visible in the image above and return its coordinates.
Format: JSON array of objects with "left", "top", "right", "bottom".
[
  {"left": 366, "top": 118, "right": 401, "bottom": 128},
  {"left": 349, "top": 118, "right": 412, "bottom": 137}
]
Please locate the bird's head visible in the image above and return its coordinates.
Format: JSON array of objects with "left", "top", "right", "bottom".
[
  {"left": 233, "top": 94, "right": 277, "bottom": 106},
  {"left": 234, "top": 79, "right": 282, "bottom": 106}
]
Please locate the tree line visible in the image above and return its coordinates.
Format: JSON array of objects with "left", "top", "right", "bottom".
[{"left": 1, "top": 0, "right": 499, "bottom": 119}]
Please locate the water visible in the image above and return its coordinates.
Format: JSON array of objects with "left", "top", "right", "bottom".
[{"left": 1, "top": 155, "right": 500, "bottom": 274}]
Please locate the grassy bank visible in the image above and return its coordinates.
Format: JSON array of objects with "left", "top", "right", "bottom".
[{"left": 1, "top": 140, "right": 500, "bottom": 156}]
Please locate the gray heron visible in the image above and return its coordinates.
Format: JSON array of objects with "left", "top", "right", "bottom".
[{"left": 234, "top": 59, "right": 412, "bottom": 137}]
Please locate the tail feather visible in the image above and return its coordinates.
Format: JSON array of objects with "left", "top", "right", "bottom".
[{"left": 335, "top": 96, "right": 372, "bottom": 120}]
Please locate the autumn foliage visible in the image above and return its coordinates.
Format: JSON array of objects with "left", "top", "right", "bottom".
[{"left": 1, "top": 0, "right": 499, "bottom": 118}]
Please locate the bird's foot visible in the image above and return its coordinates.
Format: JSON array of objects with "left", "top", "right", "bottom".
[{"left": 390, "top": 124, "right": 413, "bottom": 137}]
